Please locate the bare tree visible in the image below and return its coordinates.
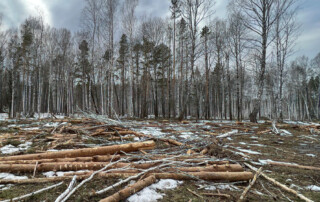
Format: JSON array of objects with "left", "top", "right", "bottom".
[
  {"left": 179, "top": 0, "right": 215, "bottom": 119},
  {"left": 228, "top": 9, "right": 248, "bottom": 121},
  {"left": 231, "top": 0, "right": 298, "bottom": 122},
  {"left": 121, "top": 0, "right": 139, "bottom": 117},
  {"left": 274, "top": 0, "right": 299, "bottom": 122}
]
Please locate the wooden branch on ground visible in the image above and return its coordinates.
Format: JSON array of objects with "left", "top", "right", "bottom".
[
  {"left": 99, "top": 175, "right": 157, "bottom": 202},
  {"left": 55, "top": 175, "right": 77, "bottom": 202},
  {"left": 267, "top": 161, "right": 320, "bottom": 171},
  {"left": 0, "top": 141, "right": 155, "bottom": 161},
  {"left": 1, "top": 182, "right": 64, "bottom": 202},
  {"left": 200, "top": 193, "right": 231, "bottom": 198},
  {"left": 187, "top": 188, "right": 203, "bottom": 199},
  {"left": 59, "top": 158, "right": 127, "bottom": 202},
  {"left": 244, "top": 163, "right": 314, "bottom": 202},
  {"left": 237, "top": 167, "right": 262, "bottom": 202},
  {"left": 94, "top": 163, "right": 173, "bottom": 195}
]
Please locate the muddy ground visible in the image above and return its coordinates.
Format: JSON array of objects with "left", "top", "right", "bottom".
[{"left": 0, "top": 116, "right": 319, "bottom": 202}]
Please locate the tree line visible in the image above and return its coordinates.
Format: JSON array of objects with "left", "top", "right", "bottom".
[{"left": 0, "top": 0, "right": 319, "bottom": 122}]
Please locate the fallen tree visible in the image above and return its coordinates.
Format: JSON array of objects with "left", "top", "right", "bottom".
[
  {"left": 267, "top": 161, "right": 320, "bottom": 171},
  {"left": 0, "top": 141, "right": 155, "bottom": 161},
  {"left": 245, "top": 163, "right": 314, "bottom": 202},
  {"left": 99, "top": 175, "right": 157, "bottom": 202},
  {"left": 0, "top": 155, "right": 121, "bottom": 164}
]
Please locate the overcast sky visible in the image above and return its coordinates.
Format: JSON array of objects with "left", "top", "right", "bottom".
[{"left": 0, "top": 0, "right": 319, "bottom": 59}]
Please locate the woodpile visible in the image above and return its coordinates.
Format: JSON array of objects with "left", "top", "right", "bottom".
[{"left": 0, "top": 118, "right": 255, "bottom": 202}]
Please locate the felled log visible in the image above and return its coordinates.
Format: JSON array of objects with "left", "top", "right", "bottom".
[
  {"left": 0, "top": 155, "right": 121, "bottom": 164},
  {"left": 245, "top": 163, "right": 313, "bottom": 202},
  {"left": 267, "top": 161, "right": 320, "bottom": 171},
  {"left": 0, "top": 171, "right": 253, "bottom": 184},
  {"left": 0, "top": 141, "right": 155, "bottom": 161},
  {"left": 99, "top": 175, "right": 157, "bottom": 202},
  {"left": 0, "top": 176, "right": 76, "bottom": 184},
  {"left": 64, "top": 164, "right": 244, "bottom": 175},
  {"left": 0, "top": 162, "right": 161, "bottom": 173},
  {"left": 238, "top": 167, "right": 262, "bottom": 202},
  {"left": 98, "top": 171, "right": 254, "bottom": 182}
]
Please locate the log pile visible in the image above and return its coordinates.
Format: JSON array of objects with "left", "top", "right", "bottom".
[{"left": 0, "top": 118, "right": 255, "bottom": 202}]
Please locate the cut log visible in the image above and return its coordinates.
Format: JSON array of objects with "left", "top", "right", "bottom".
[
  {"left": 97, "top": 171, "right": 253, "bottom": 182},
  {"left": 237, "top": 167, "right": 262, "bottom": 202},
  {"left": 63, "top": 164, "right": 244, "bottom": 175},
  {"left": 0, "top": 155, "right": 121, "bottom": 164},
  {"left": 99, "top": 175, "right": 157, "bottom": 202},
  {"left": 245, "top": 163, "right": 314, "bottom": 202},
  {"left": 267, "top": 161, "right": 320, "bottom": 171},
  {"left": 0, "top": 162, "right": 161, "bottom": 173},
  {"left": 0, "top": 141, "right": 155, "bottom": 161},
  {"left": 0, "top": 171, "right": 253, "bottom": 184}
]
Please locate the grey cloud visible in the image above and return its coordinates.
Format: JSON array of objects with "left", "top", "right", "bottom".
[{"left": 0, "top": 0, "right": 29, "bottom": 29}]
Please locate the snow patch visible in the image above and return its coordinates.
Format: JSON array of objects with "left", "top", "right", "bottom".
[
  {"left": 180, "top": 132, "right": 197, "bottom": 140},
  {"left": 44, "top": 122, "right": 66, "bottom": 127},
  {"left": 217, "top": 130, "right": 238, "bottom": 138},
  {"left": 236, "top": 148, "right": 261, "bottom": 155},
  {"left": 203, "top": 184, "right": 239, "bottom": 191},
  {"left": 137, "top": 127, "right": 166, "bottom": 138},
  {"left": 0, "top": 142, "right": 32, "bottom": 154},
  {"left": 306, "top": 154, "right": 316, "bottom": 157},
  {"left": 0, "top": 113, "right": 8, "bottom": 120},
  {"left": 150, "top": 179, "right": 183, "bottom": 190},
  {"left": 306, "top": 185, "right": 320, "bottom": 191},
  {"left": 258, "top": 159, "right": 298, "bottom": 165},
  {"left": 21, "top": 127, "right": 40, "bottom": 131},
  {"left": 280, "top": 129, "right": 293, "bottom": 136},
  {"left": 0, "top": 173, "right": 28, "bottom": 180},
  {"left": 127, "top": 179, "right": 182, "bottom": 202},
  {"left": 43, "top": 170, "right": 90, "bottom": 178}
]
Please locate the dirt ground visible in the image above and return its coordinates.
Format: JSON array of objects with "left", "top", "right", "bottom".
[{"left": 0, "top": 117, "right": 319, "bottom": 202}]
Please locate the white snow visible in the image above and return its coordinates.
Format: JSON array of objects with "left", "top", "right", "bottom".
[
  {"left": 203, "top": 184, "right": 239, "bottom": 191},
  {"left": 0, "top": 145, "right": 20, "bottom": 154},
  {"left": 236, "top": 148, "right": 261, "bottom": 155},
  {"left": 258, "top": 159, "right": 298, "bottom": 165},
  {"left": 217, "top": 130, "right": 238, "bottom": 138},
  {"left": 306, "top": 185, "right": 320, "bottom": 191},
  {"left": 44, "top": 122, "right": 62, "bottom": 127},
  {"left": 136, "top": 127, "right": 166, "bottom": 138},
  {"left": 21, "top": 127, "right": 40, "bottom": 131},
  {"left": 306, "top": 154, "right": 316, "bottom": 157},
  {"left": 0, "top": 142, "right": 32, "bottom": 154},
  {"left": 128, "top": 187, "right": 163, "bottom": 202},
  {"left": 249, "top": 144, "right": 266, "bottom": 147},
  {"left": 280, "top": 129, "right": 293, "bottom": 136},
  {"left": 290, "top": 184, "right": 303, "bottom": 190},
  {"left": 127, "top": 179, "right": 182, "bottom": 202},
  {"left": 150, "top": 179, "right": 183, "bottom": 190},
  {"left": 0, "top": 113, "right": 8, "bottom": 120},
  {"left": 180, "top": 132, "right": 197, "bottom": 140},
  {"left": 43, "top": 170, "right": 90, "bottom": 178},
  {"left": 0, "top": 173, "right": 28, "bottom": 180}
]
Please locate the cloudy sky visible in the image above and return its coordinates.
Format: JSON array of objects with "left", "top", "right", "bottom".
[{"left": 0, "top": 0, "right": 319, "bottom": 59}]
